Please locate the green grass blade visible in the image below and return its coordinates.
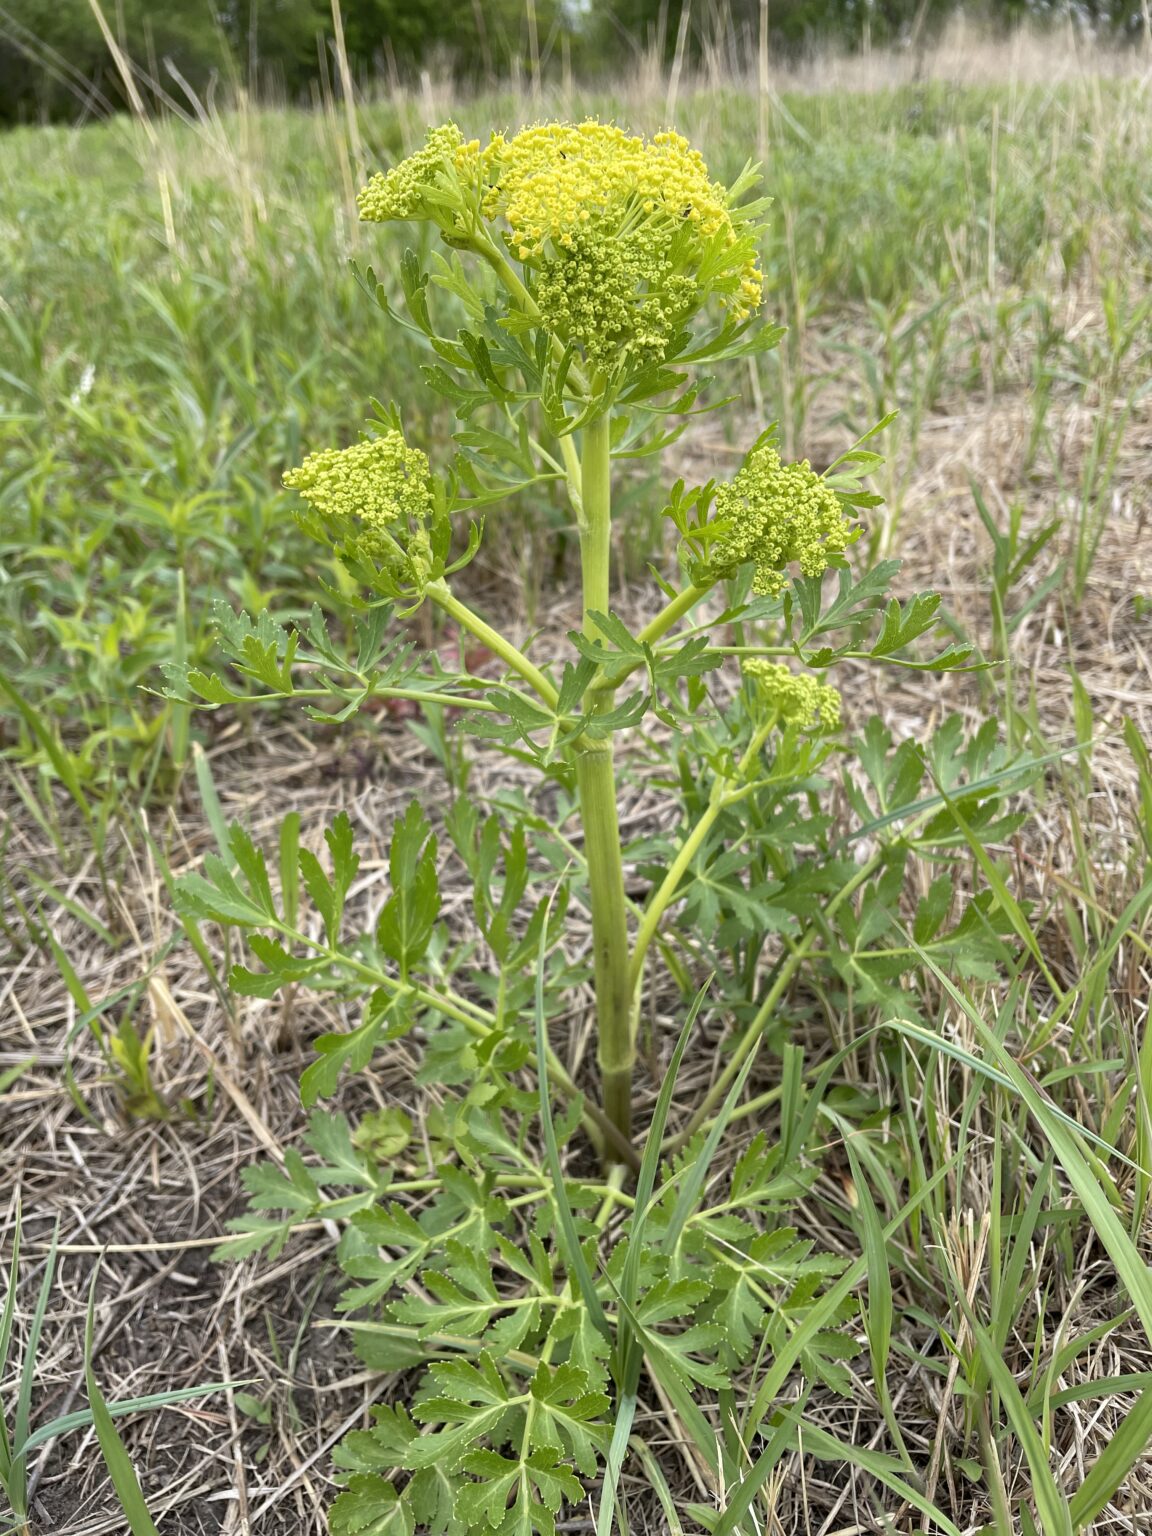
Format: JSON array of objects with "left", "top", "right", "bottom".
[
  {"left": 9, "top": 1219, "right": 58, "bottom": 1514},
  {"left": 623, "top": 979, "right": 712, "bottom": 1305},
  {"left": 844, "top": 1139, "right": 911, "bottom": 1469},
  {"left": 637, "top": 1345, "right": 721, "bottom": 1482},
  {"left": 955, "top": 1298, "right": 1072, "bottom": 1536},
  {"left": 0, "top": 1200, "right": 20, "bottom": 1483},
  {"left": 1068, "top": 1384, "right": 1152, "bottom": 1527},
  {"left": 23, "top": 872, "right": 119, "bottom": 947},
  {"left": 594, "top": 1387, "right": 638, "bottom": 1536},
  {"left": 169, "top": 569, "right": 191, "bottom": 770},
  {"left": 627, "top": 1436, "right": 685, "bottom": 1536},
  {"left": 16, "top": 1380, "right": 247, "bottom": 1462},
  {"left": 881, "top": 1014, "right": 1143, "bottom": 1174},
  {"left": 924, "top": 772, "right": 1063, "bottom": 998},
  {"left": 1045, "top": 1371, "right": 1152, "bottom": 1411},
  {"left": 0, "top": 669, "right": 92, "bottom": 827},
  {"left": 716, "top": 1157, "right": 959, "bottom": 1536},
  {"left": 661, "top": 1043, "right": 758, "bottom": 1257},
  {"left": 84, "top": 1277, "right": 161, "bottom": 1536},
  {"left": 0, "top": 1060, "right": 32, "bottom": 1097},
  {"left": 793, "top": 1419, "right": 964, "bottom": 1536},
  {"left": 839, "top": 740, "right": 1089, "bottom": 848},
  {"left": 907, "top": 941, "right": 1152, "bottom": 1342}
]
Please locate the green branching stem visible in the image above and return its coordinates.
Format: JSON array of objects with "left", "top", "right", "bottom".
[
  {"left": 558, "top": 432, "right": 583, "bottom": 519},
  {"left": 664, "top": 848, "right": 887, "bottom": 1153},
  {"left": 635, "top": 581, "right": 715, "bottom": 649},
  {"left": 252, "top": 684, "right": 501, "bottom": 712},
  {"left": 628, "top": 717, "right": 777, "bottom": 1005},
  {"left": 427, "top": 579, "right": 558, "bottom": 709},
  {"left": 571, "top": 411, "right": 634, "bottom": 1152},
  {"left": 584, "top": 580, "right": 716, "bottom": 704},
  {"left": 656, "top": 766, "right": 973, "bottom": 1155}
]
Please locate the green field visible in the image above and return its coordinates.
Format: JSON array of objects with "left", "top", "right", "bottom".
[{"left": 2, "top": 42, "right": 1152, "bottom": 1535}]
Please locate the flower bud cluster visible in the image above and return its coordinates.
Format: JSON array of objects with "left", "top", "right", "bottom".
[
  {"left": 713, "top": 445, "right": 855, "bottom": 596},
  {"left": 743, "top": 659, "right": 841, "bottom": 731},
  {"left": 533, "top": 229, "right": 697, "bottom": 374},
  {"left": 283, "top": 432, "right": 435, "bottom": 589},
  {"left": 357, "top": 124, "right": 477, "bottom": 224},
  {"left": 355, "top": 119, "right": 765, "bottom": 377}
]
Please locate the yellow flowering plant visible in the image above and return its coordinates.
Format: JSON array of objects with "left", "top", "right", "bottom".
[
  {"left": 169, "top": 120, "right": 1011, "bottom": 1536},
  {"left": 278, "top": 120, "right": 913, "bottom": 1147}
]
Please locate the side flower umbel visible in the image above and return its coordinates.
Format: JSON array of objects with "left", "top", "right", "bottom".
[
  {"left": 712, "top": 442, "right": 858, "bottom": 597},
  {"left": 283, "top": 427, "right": 476, "bottom": 605},
  {"left": 357, "top": 123, "right": 482, "bottom": 236},
  {"left": 743, "top": 658, "right": 842, "bottom": 732}
]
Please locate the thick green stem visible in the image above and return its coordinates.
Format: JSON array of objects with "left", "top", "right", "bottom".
[{"left": 572, "top": 413, "right": 634, "bottom": 1151}]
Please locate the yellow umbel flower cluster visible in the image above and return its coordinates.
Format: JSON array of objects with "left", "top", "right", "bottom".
[
  {"left": 744, "top": 659, "right": 841, "bottom": 731},
  {"left": 356, "top": 120, "right": 765, "bottom": 376},
  {"left": 283, "top": 432, "right": 432, "bottom": 527},
  {"left": 481, "top": 123, "right": 740, "bottom": 263},
  {"left": 486, "top": 122, "right": 762, "bottom": 365},
  {"left": 283, "top": 432, "right": 435, "bottom": 588},
  {"left": 713, "top": 445, "right": 855, "bottom": 597},
  {"left": 357, "top": 124, "right": 473, "bottom": 224}
]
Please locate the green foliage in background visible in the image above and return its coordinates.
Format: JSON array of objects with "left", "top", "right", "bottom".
[
  {"left": 3, "top": 0, "right": 1151, "bottom": 125},
  {"left": 2, "top": 79, "right": 1149, "bottom": 804}
]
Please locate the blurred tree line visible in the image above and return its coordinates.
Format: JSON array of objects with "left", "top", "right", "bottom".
[{"left": 1, "top": 0, "right": 1148, "bottom": 124}]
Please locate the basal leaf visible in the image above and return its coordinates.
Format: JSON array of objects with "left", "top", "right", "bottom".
[{"left": 329, "top": 1475, "right": 415, "bottom": 1536}]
